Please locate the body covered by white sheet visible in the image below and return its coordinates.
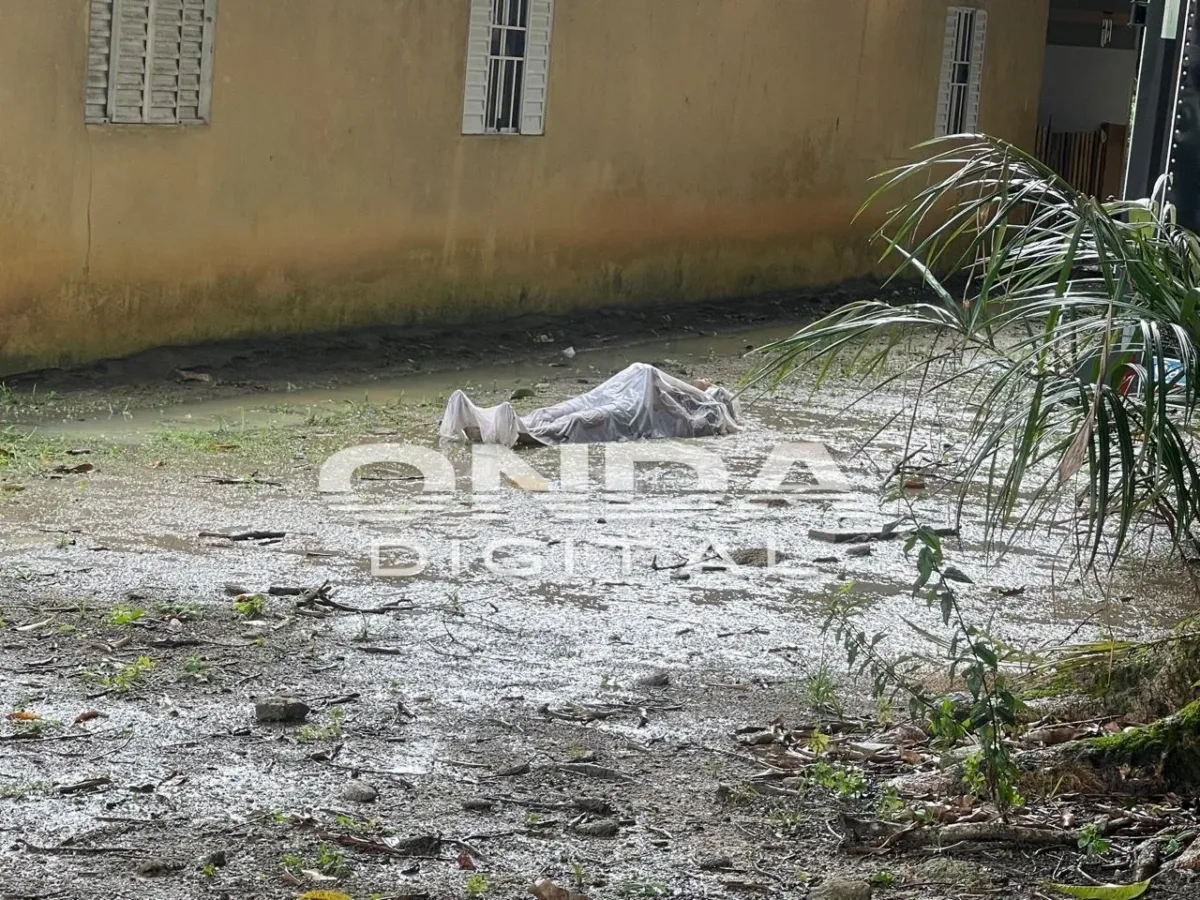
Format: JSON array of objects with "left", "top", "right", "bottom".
[{"left": 439, "top": 362, "right": 742, "bottom": 446}]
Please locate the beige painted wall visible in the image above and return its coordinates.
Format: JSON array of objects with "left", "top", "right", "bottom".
[{"left": 0, "top": 0, "right": 1049, "bottom": 373}]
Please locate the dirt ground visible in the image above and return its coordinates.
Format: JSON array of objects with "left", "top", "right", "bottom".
[{"left": 2, "top": 294, "right": 1198, "bottom": 900}]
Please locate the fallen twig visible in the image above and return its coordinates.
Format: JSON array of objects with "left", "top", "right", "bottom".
[
  {"left": 56, "top": 776, "right": 112, "bottom": 794},
  {"left": 556, "top": 762, "right": 636, "bottom": 783},
  {"left": 322, "top": 761, "right": 417, "bottom": 789},
  {"left": 839, "top": 814, "right": 1074, "bottom": 852},
  {"left": 808, "top": 526, "right": 958, "bottom": 544},
  {"left": 197, "top": 474, "right": 281, "bottom": 487},
  {"left": 199, "top": 529, "right": 287, "bottom": 541},
  {"left": 17, "top": 838, "right": 145, "bottom": 856}
]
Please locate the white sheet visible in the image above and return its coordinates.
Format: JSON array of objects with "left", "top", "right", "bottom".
[{"left": 439, "top": 362, "right": 742, "bottom": 446}]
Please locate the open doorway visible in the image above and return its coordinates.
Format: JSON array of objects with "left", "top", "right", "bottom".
[{"left": 1035, "top": 1, "right": 1139, "bottom": 199}]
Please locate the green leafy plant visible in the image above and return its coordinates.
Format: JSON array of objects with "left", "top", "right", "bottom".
[
  {"left": 824, "top": 525, "right": 1026, "bottom": 813},
  {"left": 808, "top": 760, "right": 868, "bottom": 799},
  {"left": 570, "top": 859, "right": 588, "bottom": 887},
  {"left": 233, "top": 593, "right": 267, "bottom": 619},
  {"left": 751, "top": 136, "right": 1200, "bottom": 569},
  {"left": 1076, "top": 821, "right": 1112, "bottom": 858},
  {"left": 183, "top": 654, "right": 209, "bottom": 680},
  {"left": 105, "top": 605, "right": 145, "bottom": 627},
  {"left": 1164, "top": 829, "right": 1196, "bottom": 858},
  {"left": 876, "top": 785, "right": 905, "bottom": 819},
  {"left": 465, "top": 873, "right": 489, "bottom": 896},
  {"left": 803, "top": 664, "right": 843, "bottom": 715},
  {"left": 807, "top": 726, "right": 831, "bottom": 757},
  {"left": 156, "top": 602, "right": 201, "bottom": 621},
  {"left": 315, "top": 843, "right": 349, "bottom": 878},
  {"left": 98, "top": 655, "right": 155, "bottom": 693}
]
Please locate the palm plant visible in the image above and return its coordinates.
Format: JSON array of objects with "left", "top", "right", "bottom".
[{"left": 751, "top": 135, "right": 1200, "bottom": 569}]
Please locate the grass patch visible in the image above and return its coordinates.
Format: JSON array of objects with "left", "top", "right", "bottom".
[
  {"left": 105, "top": 605, "right": 145, "bottom": 627},
  {"left": 296, "top": 707, "right": 344, "bottom": 743},
  {"left": 0, "top": 427, "right": 67, "bottom": 474},
  {"left": 233, "top": 593, "right": 267, "bottom": 619},
  {"left": 95, "top": 655, "right": 155, "bottom": 693}
]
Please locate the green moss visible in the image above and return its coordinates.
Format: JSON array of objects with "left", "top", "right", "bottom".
[
  {"left": 1086, "top": 700, "right": 1200, "bottom": 786},
  {"left": 1034, "top": 619, "right": 1200, "bottom": 720}
]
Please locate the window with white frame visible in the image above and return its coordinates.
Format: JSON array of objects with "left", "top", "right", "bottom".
[
  {"left": 462, "top": 0, "right": 554, "bottom": 135},
  {"left": 85, "top": 0, "right": 218, "bottom": 125},
  {"left": 935, "top": 6, "right": 987, "bottom": 137}
]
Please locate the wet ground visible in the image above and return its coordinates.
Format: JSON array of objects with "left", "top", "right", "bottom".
[{"left": 1, "top": 297, "right": 1196, "bottom": 899}]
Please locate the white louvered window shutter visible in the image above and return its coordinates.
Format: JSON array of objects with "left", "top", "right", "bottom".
[
  {"left": 520, "top": 0, "right": 554, "bottom": 135},
  {"left": 85, "top": 0, "right": 115, "bottom": 123},
  {"left": 461, "top": 0, "right": 492, "bottom": 134},
  {"left": 461, "top": 0, "right": 554, "bottom": 136},
  {"left": 964, "top": 9, "right": 988, "bottom": 133},
  {"left": 933, "top": 9, "right": 957, "bottom": 138},
  {"left": 85, "top": 0, "right": 218, "bottom": 125},
  {"left": 934, "top": 7, "right": 984, "bottom": 138}
]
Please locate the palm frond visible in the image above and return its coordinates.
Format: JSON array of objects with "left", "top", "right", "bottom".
[{"left": 748, "top": 135, "right": 1200, "bottom": 567}]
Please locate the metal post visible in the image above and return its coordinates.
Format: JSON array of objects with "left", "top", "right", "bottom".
[
  {"left": 1169, "top": 0, "right": 1200, "bottom": 229},
  {"left": 1126, "top": 1, "right": 1168, "bottom": 196}
]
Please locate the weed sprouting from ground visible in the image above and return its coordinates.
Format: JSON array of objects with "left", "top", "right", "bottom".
[
  {"left": 105, "top": 605, "right": 144, "bottom": 627},
  {"left": 0, "top": 781, "right": 49, "bottom": 799},
  {"left": 296, "top": 707, "right": 344, "bottom": 743},
  {"left": 803, "top": 664, "right": 843, "bottom": 715},
  {"left": 233, "top": 593, "right": 267, "bottom": 619},
  {"left": 95, "top": 655, "right": 155, "bottom": 693},
  {"left": 1076, "top": 821, "right": 1111, "bottom": 857},
  {"left": 281, "top": 843, "right": 350, "bottom": 879},
  {"left": 825, "top": 523, "right": 1026, "bottom": 813}
]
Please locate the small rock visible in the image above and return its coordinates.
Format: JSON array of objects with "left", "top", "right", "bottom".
[
  {"left": 729, "top": 547, "right": 788, "bottom": 567},
  {"left": 911, "top": 858, "right": 994, "bottom": 890},
  {"left": 201, "top": 849, "right": 228, "bottom": 868},
  {"left": 810, "top": 877, "right": 871, "bottom": 900},
  {"left": 1133, "top": 840, "right": 1161, "bottom": 881},
  {"left": 254, "top": 696, "right": 310, "bottom": 723},
  {"left": 510, "top": 387, "right": 536, "bottom": 400},
  {"left": 669, "top": 570, "right": 691, "bottom": 581},
  {"left": 572, "top": 796, "right": 614, "bottom": 815},
  {"left": 561, "top": 346, "right": 577, "bottom": 359},
  {"left": 699, "top": 855, "right": 732, "bottom": 870},
  {"left": 136, "top": 858, "right": 178, "bottom": 877},
  {"left": 635, "top": 670, "right": 671, "bottom": 689},
  {"left": 881, "top": 723, "right": 927, "bottom": 747},
  {"left": 462, "top": 798, "right": 494, "bottom": 811},
  {"left": 342, "top": 780, "right": 379, "bottom": 803},
  {"left": 572, "top": 819, "right": 619, "bottom": 838},
  {"left": 888, "top": 770, "right": 953, "bottom": 797},
  {"left": 845, "top": 545, "right": 872, "bottom": 558}
]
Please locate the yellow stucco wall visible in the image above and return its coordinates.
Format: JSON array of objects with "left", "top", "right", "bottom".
[{"left": 0, "top": 0, "right": 1049, "bottom": 373}]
